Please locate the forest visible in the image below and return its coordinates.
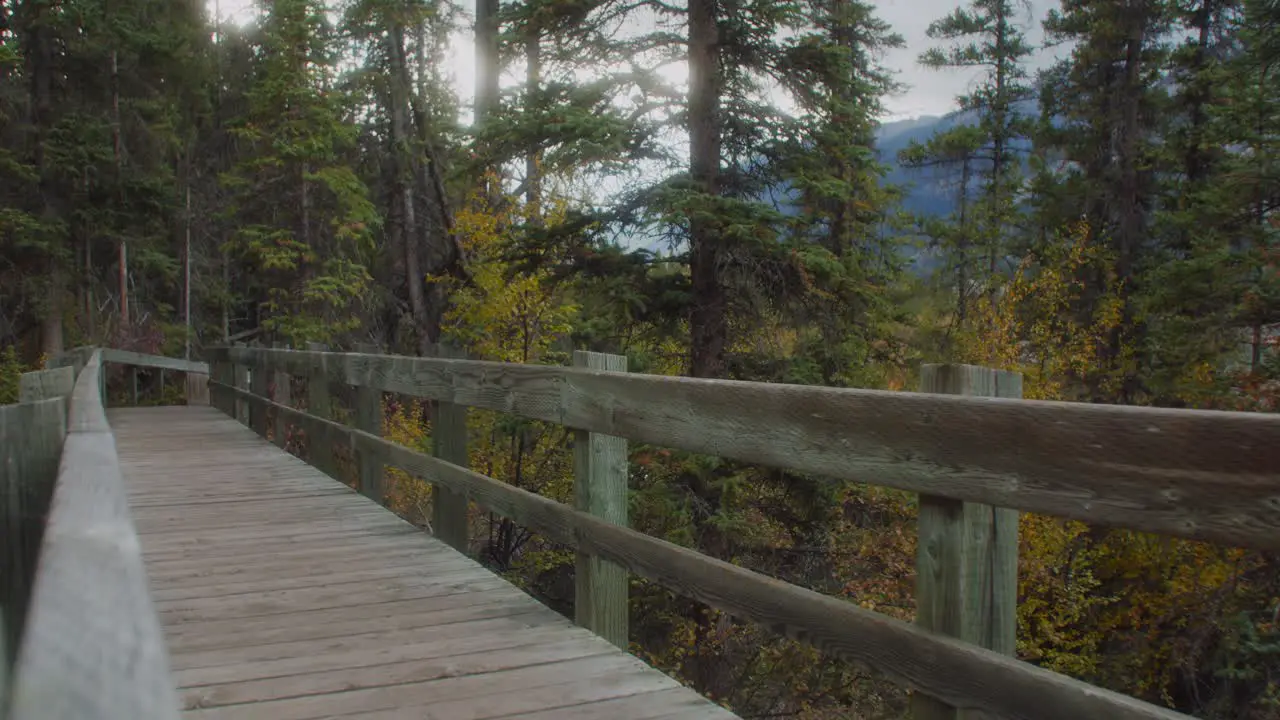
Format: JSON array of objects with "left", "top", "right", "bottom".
[{"left": 0, "top": 0, "right": 1278, "bottom": 716}]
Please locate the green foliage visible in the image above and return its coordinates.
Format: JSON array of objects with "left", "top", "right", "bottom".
[
  {"left": 0, "top": 346, "right": 23, "bottom": 404},
  {"left": 220, "top": 0, "right": 378, "bottom": 346},
  {"left": 1, "top": 0, "right": 1278, "bottom": 717}
]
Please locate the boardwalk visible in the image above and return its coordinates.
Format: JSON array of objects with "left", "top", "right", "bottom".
[{"left": 110, "top": 406, "right": 736, "bottom": 719}]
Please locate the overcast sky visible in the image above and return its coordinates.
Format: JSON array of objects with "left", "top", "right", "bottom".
[{"left": 213, "top": 0, "right": 1063, "bottom": 121}]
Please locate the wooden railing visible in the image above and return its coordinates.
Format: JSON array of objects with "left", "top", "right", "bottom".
[
  {"left": 209, "top": 344, "right": 1280, "bottom": 720},
  {"left": 2, "top": 347, "right": 209, "bottom": 720},
  {"left": 0, "top": 368, "right": 69, "bottom": 713}
]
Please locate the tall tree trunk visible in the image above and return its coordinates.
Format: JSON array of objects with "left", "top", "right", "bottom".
[
  {"left": 525, "top": 25, "right": 542, "bottom": 210},
  {"left": 474, "top": 0, "right": 500, "bottom": 188},
  {"left": 185, "top": 185, "right": 192, "bottom": 359},
  {"left": 1116, "top": 1, "right": 1148, "bottom": 284},
  {"left": 687, "top": 0, "right": 725, "bottom": 379},
  {"left": 415, "top": 18, "right": 428, "bottom": 101},
  {"left": 26, "top": 1, "right": 63, "bottom": 355},
  {"left": 112, "top": 48, "right": 128, "bottom": 330},
  {"left": 300, "top": 160, "right": 311, "bottom": 327},
  {"left": 991, "top": 2, "right": 1009, "bottom": 212},
  {"left": 958, "top": 155, "right": 972, "bottom": 327},
  {"left": 988, "top": 0, "right": 1010, "bottom": 281},
  {"left": 1184, "top": 0, "right": 1213, "bottom": 187},
  {"left": 83, "top": 167, "right": 94, "bottom": 339},
  {"left": 389, "top": 20, "right": 431, "bottom": 353}
]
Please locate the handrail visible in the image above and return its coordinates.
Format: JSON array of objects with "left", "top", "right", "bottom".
[
  {"left": 99, "top": 348, "right": 209, "bottom": 376},
  {"left": 0, "top": 394, "right": 65, "bottom": 709},
  {"left": 220, "top": 345, "right": 1280, "bottom": 551},
  {"left": 9, "top": 350, "right": 179, "bottom": 720},
  {"left": 207, "top": 346, "right": 1214, "bottom": 720}
]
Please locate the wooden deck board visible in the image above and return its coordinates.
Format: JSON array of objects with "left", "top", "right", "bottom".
[{"left": 110, "top": 406, "right": 735, "bottom": 719}]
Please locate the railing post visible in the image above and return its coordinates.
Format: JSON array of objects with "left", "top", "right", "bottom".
[
  {"left": 354, "top": 343, "right": 384, "bottom": 504},
  {"left": 306, "top": 342, "right": 335, "bottom": 479},
  {"left": 184, "top": 370, "right": 209, "bottom": 406},
  {"left": 431, "top": 344, "right": 469, "bottom": 552},
  {"left": 571, "top": 350, "right": 630, "bottom": 649},
  {"left": 210, "top": 349, "right": 232, "bottom": 415},
  {"left": 272, "top": 342, "right": 290, "bottom": 449},
  {"left": 233, "top": 342, "right": 250, "bottom": 426},
  {"left": 130, "top": 366, "right": 139, "bottom": 406},
  {"left": 249, "top": 344, "right": 268, "bottom": 437},
  {"left": 913, "top": 363, "right": 1022, "bottom": 720}
]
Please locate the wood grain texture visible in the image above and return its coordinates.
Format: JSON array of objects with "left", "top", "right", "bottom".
[
  {"left": 920, "top": 367, "right": 1021, "bottom": 660},
  {"left": 220, "top": 345, "right": 1280, "bottom": 550},
  {"left": 110, "top": 405, "right": 729, "bottom": 719},
  {"left": 10, "top": 354, "right": 179, "bottom": 720},
  {"left": 304, "top": 342, "right": 335, "bottom": 479},
  {"left": 0, "top": 398, "right": 66, "bottom": 675},
  {"left": 573, "top": 350, "right": 630, "bottom": 649},
  {"left": 354, "top": 343, "right": 383, "bottom": 504},
  {"left": 915, "top": 364, "right": 1022, "bottom": 720},
  {"left": 19, "top": 367, "right": 75, "bottom": 403},
  {"left": 101, "top": 348, "right": 210, "bottom": 375},
  {"left": 249, "top": 354, "right": 268, "bottom": 437},
  {"left": 213, "top": 382, "right": 1192, "bottom": 720},
  {"left": 206, "top": 356, "right": 230, "bottom": 416},
  {"left": 431, "top": 344, "right": 469, "bottom": 551},
  {"left": 233, "top": 345, "right": 250, "bottom": 426},
  {"left": 271, "top": 343, "right": 290, "bottom": 449},
  {"left": 184, "top": 373, "right": 209, "bottom": 406}
]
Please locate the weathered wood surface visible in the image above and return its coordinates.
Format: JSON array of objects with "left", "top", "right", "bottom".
[
  {"left": 431, "top": 344, "right": 470, "bottom": 551},
  {"left": 304, "top": 342, "right": 336, "bottom": 480},
  {"left": 184, "top": 372, "right": 209, "bottom": 406},
  {"left": 573, "top": 350, "right": 630, "bottom": 649},
  {"left": 215, "top": 380, "right": 1191, "bottom": 720},
  {"left": 18, "top": 366, "right": 75, "bottom": 404},
  {"left": 233, "top": 346, "right": 250, "bottom": 426},
  {"left": 0, "top": 397, "right": 66, "bottom": 673},
  {"left": 110, "top": 405, "right": 734, "bottom": 719},
  {"left": 101, "top": 348, "right": 210, "bottom": 375},
  {"left": 354, "top": 342, "right": 383, "bottom": 504},
  {"left": 10, "top": 352, "right": 179, "bottom": 720},
  {"left": 47, "top": 347, "right": 94, "bottom": 377},
  {"left": 271, "top": 343, "right": 290, "bottom": 450},
  {"left": 915, "top": 364, "right": 1022, "bottom": 720},
  {"left": 218, "top": 345, "right": 1280, "bottom": 551}
]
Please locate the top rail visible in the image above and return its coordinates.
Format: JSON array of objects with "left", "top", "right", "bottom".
[
  {"left": 219, "top": 345, "right": 1280, "bottom": 551},
  {"left": 9, "top": 350, "right": 179, "bottom": 720},
  {"left": 210, "top": 347, "right": 1196, "bottom": 720},
  {"left": 100, "top": 348, "right": 209, "bottom": 375}
]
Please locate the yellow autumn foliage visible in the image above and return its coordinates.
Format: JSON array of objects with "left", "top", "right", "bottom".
[
  {"left": 956, "top": 220, "right": 1129, "bottom": 400},
  {"left": 381, "top": 184, "right": 580, "bottom": 580},
  {"left": 954, "top": 221, "right": 1256, "bottom": 700}
]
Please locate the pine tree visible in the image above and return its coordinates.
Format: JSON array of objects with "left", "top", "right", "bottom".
[
  {"left": 0, "top": 0, "right": 213, "bottom": 356},
  {"left": 222, "top": 0, "right": 378, "bottom": 345},
  {"left": 898, "top": 125, "right": 986, "bottom": 329},
  {"left": 772, "top": 0, "right": 906, "bottom": 385},
  {"left": 905, "top": 0, "right": 1035, "bottom": 332},
  {"left": 1037, "top": 0, "right": 1172, "bottom": 401},
  {"left": 1139, "top": 0, "right": 1250, "bottom": 400}
]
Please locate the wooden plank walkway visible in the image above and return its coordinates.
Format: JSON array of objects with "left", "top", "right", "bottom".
[{"left": 110, "top": 406, "right": 737, "bottom": 719}]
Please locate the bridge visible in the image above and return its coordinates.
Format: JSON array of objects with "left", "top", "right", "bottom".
[{"left": 1, "top": 344, "right": 1276, "bottom": 719}]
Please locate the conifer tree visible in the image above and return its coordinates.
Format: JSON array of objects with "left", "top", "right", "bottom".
[
  {"left": 222, "top": 0, "right": 378, "bottom": 345},
  {"left": 903, "top": 0, "right": 1034, "bottom": 332},
  {"left": 1036, "top": 0, "right": 1171, "bottom": 401}
]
